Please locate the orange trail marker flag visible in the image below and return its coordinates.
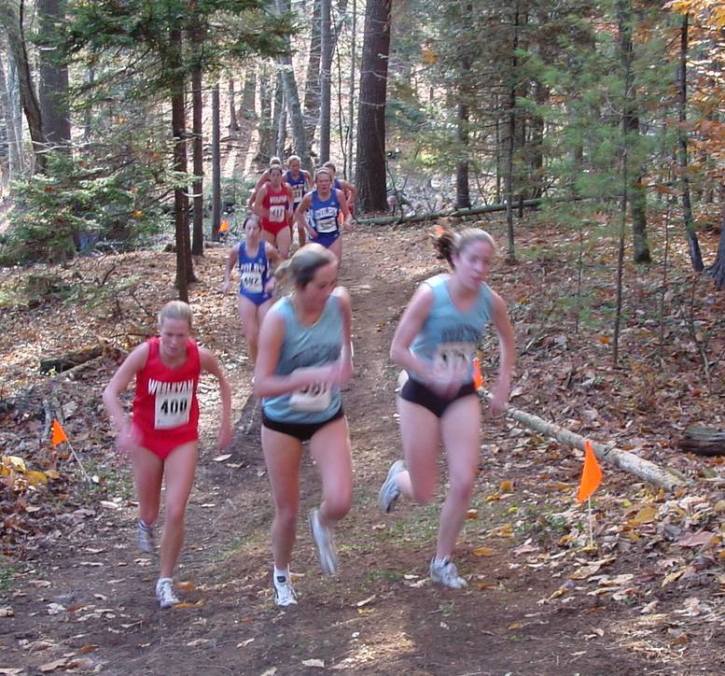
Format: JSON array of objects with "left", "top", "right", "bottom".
[
  {"left": 51, "top": 419, "right": 68, "bottom": 446},
  {"left": 472, "top": 357, "right": 485, "bottom": 390},
  {"left": 577, "top": 440, "right": 602, "bottom": 502}
]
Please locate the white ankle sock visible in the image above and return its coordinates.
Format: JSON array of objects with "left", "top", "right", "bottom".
[{"left": 273, "top": 567, "right": 289, "bottom": 584}]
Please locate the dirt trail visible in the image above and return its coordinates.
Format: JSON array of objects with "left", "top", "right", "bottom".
[{"left": 1, "top": 227, "right": 718, "bottom": 675}]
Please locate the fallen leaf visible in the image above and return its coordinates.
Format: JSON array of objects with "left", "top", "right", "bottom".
[
  {"left": 508, "top": 622, "right": 523, "bottom": 630},
  {"left": 355, "top": 594, "right": 376, "bottom": 608},
  {"left": 213, "top": 454, "right": 232, "bottom": 462},
  {"left": 177, "top": 581, "right": 195, "bottom": 592},
  {"left": 78, "top": 644, "right": 99, "bottom": 654},
  {"left": 676, "top": 531, "right": 717, "bottom": 549},
  {"left": 629, "top": 504, "right": 657, "bottom": 526},
  {"left": 500, "top": 479, "right": 514, "bottom": 493},
  {"left": 0, "top": 606, "right": 14, "bottom": 617},
  {"left": 472, "top": 546, "right": 496, "bottom": 557},
  {"left": 465, "top": 509, "right": 478, "bottom": 519},
  {"left": 302, "top": 659, "right": 325, "bottom": 668},
  {"left": 40, "top": 659, "right": 68, "bottom": 673},
  {"left": 174, "top": 600, "right": 204, "bottom": 609}
]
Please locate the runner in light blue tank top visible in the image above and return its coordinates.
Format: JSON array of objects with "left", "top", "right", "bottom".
[
  {"left": 409, "top": 274, "right": 492, "bottom": 384},
  {"left": 379, "top": 228, "right": 516, "bottom": 592},
  {"left": 263, "top": 294, "right": 343, "bottom": 424},
  {"left": 253, "top": 243, "right": 354, "bottom": 604}
]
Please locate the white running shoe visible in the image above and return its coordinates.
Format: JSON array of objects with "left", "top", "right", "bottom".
[
  {"left": 155, "top": 577, "right": 179, "bottom": 609},
  {"left": 137, "top": 520, "right": 155, "bottom": 553},
  {"left": 378, "top": 460, "right": 405, "bottom": 513},
  {"left": 273, "top": 575, "right": 298, "bottom": 607},
  {"left": 430, "top": 557, "right": 468, "bottom": 589},
  {"left": 309, "top": 509, "right": 338, "bottom": 576}
]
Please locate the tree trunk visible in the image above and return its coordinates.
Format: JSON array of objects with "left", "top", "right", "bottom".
[
  {"left": 241, "top": 66, "right": 256, "bottom": 118},
  {"left": 211, "top": 82, "right": 221, "bottom": 241},
  {"left": 529, "top": 79, "right": 547, "bottom": 200},
  {"left": 617, "top": 0, "right": 651, "bottom": 265},
  {"left": 37, "top": 0, "right": 70, "bottom": 150},
  {"left": 477, "top": 390, "right": 687, "bottom": 490},
  {"left": 272, "top": 70, "right": 286, "bottom": 158},
  {"left": 189, "top": 2, "right": 205, "bottom": 256},
  {"left": 0, "top": 51, "right": 22, "bottom": 179},
  {"left": 677, "top": 13, "right": 703, "bottom": 272},
  {"left": 505, "top": 1, "right": 519, "bottom": 261},
  {"left": 256, "top": 64, "right": 274, "bottom": 166},
  {"left": 318, "top": 0, "right": 332, "bottom": 163},
  {"left": 1, "top": 0, "right": 46, "bottom": 171},
  {"left": 455, "top": 5, "right": 472, "bottom": 210},
  {"left": 706, "top": 186, "right": 725, "bottom": 289},
  {"left": 169, "top": 26, "right": 193, "bottom": 300},
  {"left": 82, "top": 67, "right": 94, "bottom": 142},
  {"left": 228, "top": 78, "right": 239, "bottom": 130},
  {"left": 355, "top": 0, "right": 391, "bottom": 213},
  {"left": 302, "top": 0, "right": 322, "bottom": 150},
  {"left": 346, "top": 0, "right": 357, "bottom": 179}
]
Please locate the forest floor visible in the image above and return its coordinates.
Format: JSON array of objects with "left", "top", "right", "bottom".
[{"left": 0, "top": 216, "right": 723, "bottom": 675}]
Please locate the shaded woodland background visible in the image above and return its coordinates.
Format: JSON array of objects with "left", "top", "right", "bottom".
[{"left": 0, "top": 1, "right": 722, "bottom": 296}]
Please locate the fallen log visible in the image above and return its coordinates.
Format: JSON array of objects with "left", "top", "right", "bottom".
[
  {"left": 40, "top": 346, "right": 104, "bottom": 374},
  {"left": 479, "top": 391, "right": 688, "bottom": 491},
  {"left": 355, "top": 194, "right": 597, "bottom": 226},
  {"left": 678, "top": 426, "right": 725, "bottom": 457}
]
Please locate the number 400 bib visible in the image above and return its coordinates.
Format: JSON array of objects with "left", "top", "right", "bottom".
[{"left": 154, "top": 390, "right": 192, "bottom": 429}]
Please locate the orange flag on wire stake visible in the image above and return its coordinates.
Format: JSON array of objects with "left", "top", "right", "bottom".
[
  {"left": 473, "top": 357, "right": 485, "bottom": 390},
  {"left": 51, "top": 419, "right": 68, "bottom": 446},
  {"left": 577, "top": 440, "right": 602, "bottom": 502}
]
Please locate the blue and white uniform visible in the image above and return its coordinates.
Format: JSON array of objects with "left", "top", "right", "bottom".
[
  {"left": 238, "top": 241, "right": 271, "bottom": 306},
  {"left": 285, "top": 170, "right": 308, "bottom": 210},
  {"left": 263, "top": 295, "right": 343, "bottom": 424},
  {"left": 309, "top": 189, "right": 341, "bottom": 248}
]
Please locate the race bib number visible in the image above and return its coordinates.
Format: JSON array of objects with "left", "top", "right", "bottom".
[
  {"left": 241, "top": 270, "right": 263, "bottom": 293},
  {"left": 314, "top": 206, "right": 338, "bottom": 233},
  {"left": 290, "top": 382, "right": 331, "bottom": 412},
  {"left": 433, "top": 342, "right": 475, "bottom": 378},
  {"left": 292, "top": 185, "right": 304, "bottom": 202},
  {"left": 269, "top": 205, "right": 286, "bottom": 223},
  {"left": 154, "top": 391, "right": 192, "bottom": 429}
]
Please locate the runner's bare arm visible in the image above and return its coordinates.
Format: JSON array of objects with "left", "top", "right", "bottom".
[
  {"left": 488, "top": 290, "right": 516, "bottom": 416},
  {"left": 254, "top": 185, "right": 268, "bottom": 219},
  {"left": 253, "top": 311, "right": 339, "bottom": 398},
  {"left": 389, "top": 284, "right": 436, "bottom": 382},
  {"left": 200, "top": 348, "right": 233, "bottom": 449},
  {"left": 102, "top": 343, "right": 150, "bottom": 440},
  {"left": 337, "top": 189, "right": 352, "bottom": 228},
  {"left": 220, "top": 244, "right": 240, "bottom": 293},
  {"left": 333, "top": 287, "right": 354, "bottom": 383}
]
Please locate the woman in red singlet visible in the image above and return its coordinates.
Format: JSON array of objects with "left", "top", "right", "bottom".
[
  {"left": 103, "top": 301, "right": 232, "bottom": 609},
  {"left": 255, "top": 165, "right": 294, "bottom": 258}
]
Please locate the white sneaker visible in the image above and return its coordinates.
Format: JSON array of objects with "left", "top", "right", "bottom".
[
  {"left": 430, "top": 557, "right": 468, "bottom": 589},
  {"left": 137, "top": 520, "right": 155, "bottom": 553},
  {"left": 273, "top": 574, "right": 298, "bottom": 607},
  {"left": 155, "top": 577, "right": 179, "bottom": 609},
  {"left": 309, "top": 509, "right": 338, "bottom": 575},
  {"left": 378, "top": 460, "right": 405, "bottom": 513}
]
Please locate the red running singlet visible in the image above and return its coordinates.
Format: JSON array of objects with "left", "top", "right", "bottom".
[
  {"left": 261, "top": 184, "right": 292, "bottom": 236},
  {"left": 132, "top": 337, "right": 201, "bottom": 459}
]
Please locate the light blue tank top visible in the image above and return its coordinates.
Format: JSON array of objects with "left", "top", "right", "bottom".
[
  {"left": 409, "top": 274, "right": 492, "bottom": 382},
  {"left": 263, "top": 294, "right": 343, "bottom": 423}
]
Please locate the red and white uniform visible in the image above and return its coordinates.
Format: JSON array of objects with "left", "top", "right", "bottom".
[
  {"left": 261, "top": 184, "right": 292, "bottom": 236},
  {"left": 132, "top": 337, "right": 200, "bottom": 458}
]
